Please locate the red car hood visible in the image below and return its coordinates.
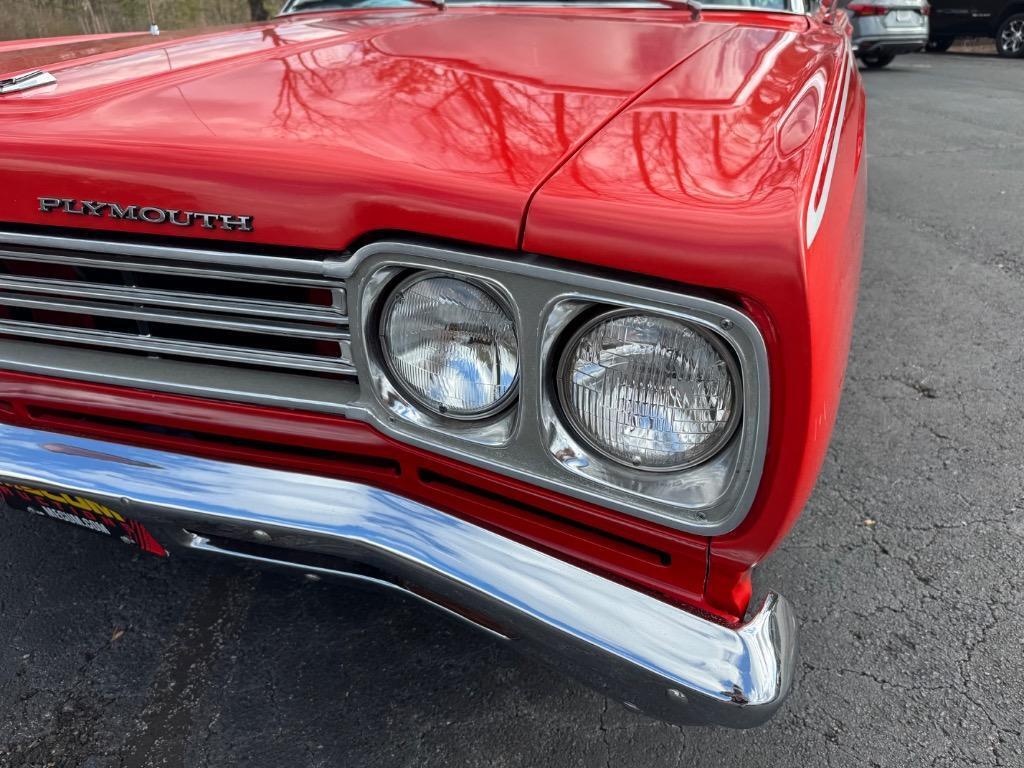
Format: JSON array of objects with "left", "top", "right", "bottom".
[{"left": 0, "top": 9, "right": 807, "bottom": 251}]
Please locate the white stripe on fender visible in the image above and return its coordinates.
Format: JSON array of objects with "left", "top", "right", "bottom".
[{"left": 805, "top": 46, "right": 854, "bottom": 247}]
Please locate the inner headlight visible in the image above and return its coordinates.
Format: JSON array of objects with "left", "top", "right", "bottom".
[
  {"left": 379, "top": 272, "right": 519, "bottom": 418},
  {"left": 557, "top": 310, "right": 740, "bottom": 471}
]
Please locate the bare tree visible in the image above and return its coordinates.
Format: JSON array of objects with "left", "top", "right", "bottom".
[
  {"left": 249, "top": 0, "right": 269, "bottom": 21},
  {"left": 80, "top": 0, "right": 107, "bottom": 34},
  {"left": 0, "top": 0, "right": 266, "bottom": 42}
]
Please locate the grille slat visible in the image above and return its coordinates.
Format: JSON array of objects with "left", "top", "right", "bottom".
[
  {"left": 0, "top": 231, "right": 336, "bottom": 276},
  {"left": 0, "top": 293, "right": 350, "bottom": 341},
  {"left": 0, "top": 320, "right": 355, "bottom": 374},
  {"left": 0, "top": 275, "right": 346, "bottom": 323},
  {"left": 0, "top": 249, "right": 342, "bottom": 288},
  {"left": 0, "top": 234, "right": 354, "bottom": 378}
]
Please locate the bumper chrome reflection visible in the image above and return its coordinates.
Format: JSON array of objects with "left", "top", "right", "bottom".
[{"left": 0, "top": 423, "right": 796, "bottom": 728}]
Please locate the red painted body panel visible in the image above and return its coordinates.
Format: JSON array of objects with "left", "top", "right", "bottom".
[
  {"left": 0, "top": 9, "right": 730, "bottom": 250},
  {"left": 0, "top": 7, "right": 866, "bottom": 621},
  {"left": 523, "top": 9, "right": 866, "bottom": 615}
]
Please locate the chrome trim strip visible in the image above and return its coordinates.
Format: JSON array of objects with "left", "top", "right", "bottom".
[
  {"left": 853, "top": 35, "right": 929, "bottom": 43},
  {"left": 279, "top": 0, "right": 806, "bottom": 15},
  {"left": 447, "top": 0, "right": 804, "bottom": 11},
  {"left": 0, "top": 339, "right": 364, "bottom": 415},
  {"left": 0, "top": 231, "right": 343, "bottom": 278},
  {"left": 0, "top": 320, "right": 355, "bottom": 374},
  {"left": 0, "top": 294, "right": 348, "bottom": 340},
  {"left": 0, "top": 248, "right": 343, "bottom": 288},
  {"left": 0, "top": 70, "right": 56, "bottom": 95},
  {"left": 0, "top": 423, "right": 796, "bottom": 729},
  {"left": 0, "top": 275, "right": 346, "bottom": 323}
]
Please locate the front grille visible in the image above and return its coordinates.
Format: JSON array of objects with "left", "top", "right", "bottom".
[{"left": 0, "top": 232, "right": 353, "bottom": 377}]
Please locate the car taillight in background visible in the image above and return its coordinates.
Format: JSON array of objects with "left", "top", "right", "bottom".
[{"left": 847, "top": 3, "right": 890, "bottom": 16}]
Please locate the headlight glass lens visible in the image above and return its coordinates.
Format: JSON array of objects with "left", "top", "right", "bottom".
[
  {"left": 559, "top": 311, "right": 739, "bottom": 470},
  {"left": 381, "top": 273, "right": 519, "bottom": 417}
]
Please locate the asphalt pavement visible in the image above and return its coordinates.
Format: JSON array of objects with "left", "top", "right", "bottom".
[{"left": 2, "top": 51, "right": 1023, "bottom": 768}]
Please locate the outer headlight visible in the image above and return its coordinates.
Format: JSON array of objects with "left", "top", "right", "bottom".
[
  {"left": 557, "top": 310, "right": 740, "bottom": 471},
  {"left": 379, "top": 272, "right": 519, "bottom": 418}
]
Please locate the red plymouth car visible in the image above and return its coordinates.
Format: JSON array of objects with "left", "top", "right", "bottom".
[{"left": 0, "top": 0, "right": 864, "bottom": 729}]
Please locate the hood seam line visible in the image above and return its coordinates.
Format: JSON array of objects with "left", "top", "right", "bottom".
[{"left": 514, "top": 21, "right": 735, "bottom": 251}]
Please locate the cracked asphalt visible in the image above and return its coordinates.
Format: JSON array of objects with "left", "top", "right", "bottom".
[{"left": 2, "top": 51, "right": 1023, "bottom": 767}]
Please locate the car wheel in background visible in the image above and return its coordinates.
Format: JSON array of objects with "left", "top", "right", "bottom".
[
  {"left": 859, "top": 51, "right": 897, "bottom": 68},
  {"left": 996, "top": 14, "right": 1024, "bottom": 57},
  {"left": 926, "top": 37, "right": 954, "bottom": 52}
]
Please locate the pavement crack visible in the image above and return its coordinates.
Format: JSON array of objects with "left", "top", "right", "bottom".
[{"left": 598, "top": 697, "right": 612, "bottom": 768}]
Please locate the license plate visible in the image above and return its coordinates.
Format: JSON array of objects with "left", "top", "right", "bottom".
[
  {"left": 893, "top": 9, "right": 918, "bottom": 22},
  {"left": 0, "top": 481, "right": 167, "bottom": 556}
]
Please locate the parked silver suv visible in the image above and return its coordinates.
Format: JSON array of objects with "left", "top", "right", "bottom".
[{"left": 848, "top": 0, "right": 931, "bottom": 68}]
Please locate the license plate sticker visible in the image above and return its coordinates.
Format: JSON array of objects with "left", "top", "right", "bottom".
[{"left": 0, "top": 481, "right": 167, "bottom": 557}]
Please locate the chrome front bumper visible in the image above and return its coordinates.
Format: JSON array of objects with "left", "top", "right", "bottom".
[{"left": 0, "top": 423, "right": 796, "bottom": 728}]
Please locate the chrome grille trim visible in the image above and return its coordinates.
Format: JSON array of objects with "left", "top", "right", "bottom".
[
  {"left": 0, "top": 248, "right": 345, "bottom": 289},
  {"left": 0, "top": 294, "right": 350, "bottom": 340},
  {"left": 0, "top": 275, "right": 346, "bottom": 321},
  {"left": 0, "top": 232, "right": 353, "bottom": 376},
  {"left": 0, "top": 231, "right": 341, "bottom": 276},
  {"left": 0, "top": 321, "right": 354, "bottom": 374}
]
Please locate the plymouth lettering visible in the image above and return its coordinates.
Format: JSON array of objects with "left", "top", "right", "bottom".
[{"left": 38, "top": 197, "right": 253, "bottom": 232}]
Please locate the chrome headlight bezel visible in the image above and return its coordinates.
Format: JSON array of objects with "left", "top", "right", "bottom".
[
  {"left": 348, "top": 241, "right": 769, "bottom": 536},
  {"left": 554, "top": 307, "right": 743, "bottom": 473}
]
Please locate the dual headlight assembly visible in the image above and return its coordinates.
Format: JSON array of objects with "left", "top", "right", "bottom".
[
  {"left": 375, "top": 271, "right": 740, "bottom": 474},
  {"left": 353, "top": 241, "right": 767, "bottom": 535}
]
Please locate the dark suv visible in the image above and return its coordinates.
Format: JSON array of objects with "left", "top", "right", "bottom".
[{"left": 928, "top": 0, "right": 1024, "bottom": 56}]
